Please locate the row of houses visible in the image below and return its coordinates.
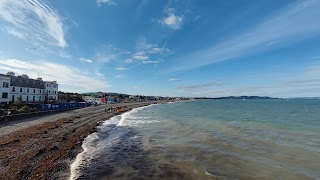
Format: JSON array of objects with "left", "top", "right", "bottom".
[
  {"left": 83, "top": 95, "right": 122, "bottom": 104},
  {"left": 0, "top": 72, "right": 58, "bottom": 104},
  {"left": 81, "top": 94, "right": 187, "bottom": 104}
]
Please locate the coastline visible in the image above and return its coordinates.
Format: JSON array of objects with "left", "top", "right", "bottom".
[{"left": 0, "top": 101, "right": 166, "bottom": 179}]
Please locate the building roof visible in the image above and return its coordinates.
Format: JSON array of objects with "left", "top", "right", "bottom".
[{"left": 0, "top": 73, "right": 45, "bottom": 89}]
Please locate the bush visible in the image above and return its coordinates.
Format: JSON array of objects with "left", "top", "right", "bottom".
[
  {"left": 11, "top": 106, "right": 18, "bottom": 111},
  {"left": 30, "top": 108, "right": 38, "bottom": 112},
  {"left": 20, "top": 106, "right": 30, "bottom": 113}
]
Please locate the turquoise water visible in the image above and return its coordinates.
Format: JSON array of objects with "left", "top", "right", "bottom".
[{"left": 70, "top": 100, "right": 320, "bottom": 179}]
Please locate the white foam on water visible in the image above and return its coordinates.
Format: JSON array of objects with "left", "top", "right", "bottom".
[
  {"left": 205, "top": 171, "right": 215, "bottom": 177},
  {"left": 118, "top": 104, "right": 159, "bottom": 127},
  {"left": 69, "top": 104, "right": 157, "bottom": 180},
  {"left": 69, "top": 132, "right": 100, "bottom": 180}
]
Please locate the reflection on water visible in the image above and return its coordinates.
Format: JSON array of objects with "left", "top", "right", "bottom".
[{"left": 70, "top": 100, "right": 320, "bottom": 179}]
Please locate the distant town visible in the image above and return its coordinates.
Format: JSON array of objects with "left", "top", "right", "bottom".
[
  {"left": 0, "top": 72, "right": 190, "bottom": 106},
  {"left": 1, "top": 71, "right": 296, "bottom": 107}
]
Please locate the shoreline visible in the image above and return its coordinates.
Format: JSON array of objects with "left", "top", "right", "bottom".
[{"left": 0, "top": 101, "right": 166, "bottom": 179}]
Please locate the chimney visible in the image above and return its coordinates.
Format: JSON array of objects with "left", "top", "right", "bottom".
[
  {"left": 21, "top": 74, "right": 29, "bottom": 79},
  {"left": 7, "top": 72, "right": 15, "bottom": 76}
]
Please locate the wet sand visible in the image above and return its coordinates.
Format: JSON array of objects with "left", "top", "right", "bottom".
[{"left": 0, "top": 101, "right": 161, "bottom": 180}]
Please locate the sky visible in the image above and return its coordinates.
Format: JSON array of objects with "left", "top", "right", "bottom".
[{"left": 0, "top": 0, "right": 320, "bottom": 98}]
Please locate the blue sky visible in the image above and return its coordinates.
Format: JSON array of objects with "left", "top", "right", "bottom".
[{"left": 0, "top": 0, "right": 320, "bottom": 97}]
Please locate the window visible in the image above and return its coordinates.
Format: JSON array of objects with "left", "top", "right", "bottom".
[
  {"left": 20, "top": 88, "right": 22, "bottom": 92},
  {"left": 40, "top": 90, "right": 41, "bottom": 93},
  {"left": 12, "top": 95, "right": 14, "bottom": 101},
  {"left": 27, "top": 96, "right": 29, "bottom": 101},
  {"left": 2, "top": 82, "right": 9, "bottom": 88},
  {"left": 33, "top": 89, "right": 35, "bottom": 93},
  {"left": 12, "top": 87, "right": 15, "bottom": 92},
  {"left": 27, "top": 88, "right": 29, "bottom": 93},
  {"left": 33, "top": 96, "right": 35, "bottom": 101},
  {"left": 39, "top": 96, "right": 41, "bottom": 101},
  {"left": 2, "top": 92, "right": 8, "bottom": 98}
]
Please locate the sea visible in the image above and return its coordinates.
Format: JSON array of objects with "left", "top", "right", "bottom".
[{"left": 69, "top": 99, "right": 320, "bottom": 180}]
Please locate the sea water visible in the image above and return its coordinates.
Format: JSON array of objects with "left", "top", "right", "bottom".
[{"left": 70, "top": 100, "right": 320, "bottom": 179}]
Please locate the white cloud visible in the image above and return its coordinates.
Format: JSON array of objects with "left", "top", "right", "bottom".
[
  {"left": 0, "top": 0, "right": 67, "bottom": 48},
  {"left": 58, "top": 51, "right": 71, "bottom": 59},
  {"left": 166, "top": 0, "right": 320, "bottom": 72},
  {"left": 124, "top": 59, "right": 133, "bottom": 63},
  {"left": 94, "top": 44, "right": 129, "bottom": 63},
  {"left": 135, "top": 37, "right": 154, "bottom": 51},
  {"left": 135, "top": 51, "right": 146, "bottom": 56},
  {"left": 169, "top": 78, "right": 181, "bottom": 82},
  {"left": 0, "top": 59, "right": 110, "bottom": 92},
  {"left": 97, "top": 0, "right": 117, "bottom": 7},
  {"left": 135, "top": 37, "right": 174, "bottom": 56},
  {"left": 160, "top": 13, "right": 183, "bottom": 29},
  {"left": 178, "top": 82, "right": 224, "bottom": 92},
  {"left": 6, "top": 27, "right": 26, "bottom": 39},
  {"left": 149, "top": 47, "right": 174, "bottom": 54},
  {"left": 142, "top": 61, "right": 160, "bottom": 64},
  {"left": 133, "top": 55, "right": 149, "bottom": 60},
  {"left": 115, "top": 67, "right": 127, "bottom": 70},
  {"left": 80, "top": 58, "right": 93, "bottom": 63}
]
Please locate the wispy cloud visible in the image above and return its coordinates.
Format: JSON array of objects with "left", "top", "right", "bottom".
[
  {"left": 167, "top": 0, "right": 320, "bottom": 72},
  {"left": 169, "top": 78, "right": 181, "bottom": 82},
  {"left": 142, "top": 61, "right": 160, "bottom": 64},
  {"left": 58, "top": 51, "right": 71, "bottom": 59},
  {"left": 133, "top": 55, "right": 149, "bottom": 60},
  {"left": 80, "top": 58, "right": 93, "bottom": 63},
  {"left": 135, "top": 37, "right": 173, "bottom": 55},
  {"left": 6, "top": 27, "right": 26, "bottom": 39},
  {"left": 95, "top": 44, "right": 129, "bottom": 62},
  {"left": 115, "top": 67, "right": 127, "bottom": 70},
  {"left": 149, "top": 47, "right": 174, "bottom": 54},
  {"left": 0, "top": 0, "right": 67, "bottom": 48},
  {"left": 0, "top": 59, "right": 110, "bottom": 92},
  {"left": 175, "top": 72, "right": 320, "bottom": 97},
  {"left": 124, "top": 59, "right": 133, "bottom": 63},
  {"left": 97, "top": 0, "right": 117, "bottom": 7},
  {"left": 178, "top": 82, "right": 224, "bottom": 92}
]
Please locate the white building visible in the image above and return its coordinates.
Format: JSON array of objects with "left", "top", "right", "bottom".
[
  {"left": 83, "top": 96, "right": 101, "bottom": 103},
  {"left": 44, "top": 81, "right": 58, "bottom": 101},
  {"left": 0, "top": 74, "right": 11, "bottom": 104},
  {"left": 0, "top": 72, "right": 58, "bottom": 104}
]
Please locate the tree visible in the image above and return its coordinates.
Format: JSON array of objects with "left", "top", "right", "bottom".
[{"left": 15, "top": 96, "right": 24, "bottom": 109}]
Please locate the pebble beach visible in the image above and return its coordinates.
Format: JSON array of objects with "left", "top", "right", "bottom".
[{"left": 0, "top": 101, "right": 160, "bottom": 179}]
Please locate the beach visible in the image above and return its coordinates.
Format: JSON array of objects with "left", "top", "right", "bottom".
[
  {"left": 1, "top": 99, "right": 319, "bottom": 179},
  {"left": 0, "top": 101, "right": 161, "bottom": 180}
]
